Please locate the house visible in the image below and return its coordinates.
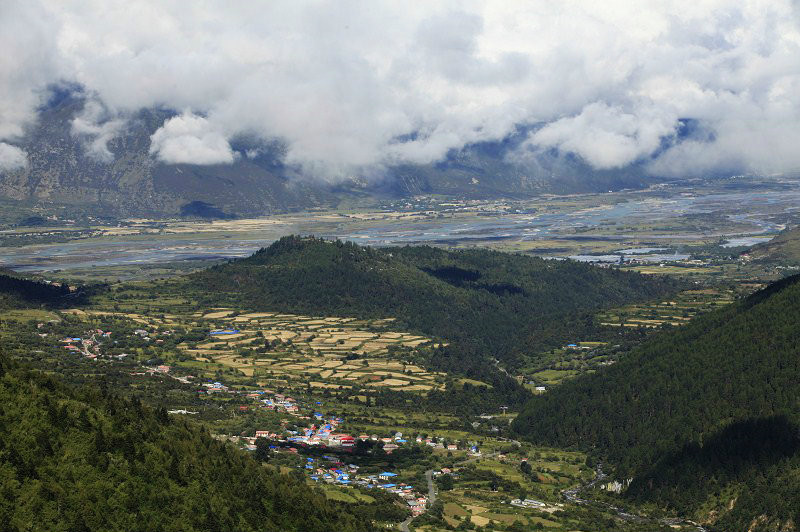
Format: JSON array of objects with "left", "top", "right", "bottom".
[
  {"left": 210, "top": 329, "right": 240, "bottom": 336},
  {"left": 379, "top": 472, "right": 398, "bottom": 481},
  {"left": 510, "top": 498, "right": 545, "bottom": 508},
  {"left": 382, "top": 443, "right": 399, "bottom": 453}
]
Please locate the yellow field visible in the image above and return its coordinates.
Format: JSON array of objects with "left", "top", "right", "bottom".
[{"left": 76, "top": 306, "right": 445, "bottom": 393}]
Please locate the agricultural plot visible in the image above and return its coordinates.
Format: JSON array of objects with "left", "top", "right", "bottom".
[
  {"left": 80, "top": 305, "right": 445, "bottom": 393},
  {"left": 596, "top": 288, "right": 736, "bottom": 328}
]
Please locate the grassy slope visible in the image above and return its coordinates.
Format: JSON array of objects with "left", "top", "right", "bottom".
[{"left": 747, "top": 225, "right": 800, "bottom": 264}]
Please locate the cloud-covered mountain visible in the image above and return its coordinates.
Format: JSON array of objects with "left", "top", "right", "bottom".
[
  {"left": 1, "top": 1, "right": 799, "bottom": 215},
  {"left": 0, "top": 94, "right": 656, "bottom": 217}
]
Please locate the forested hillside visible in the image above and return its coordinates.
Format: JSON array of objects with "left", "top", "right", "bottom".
[
  {"left": 0, "top": 272, "right": 75, "bottom": 310},
  {"left": 0, "top": 353, "right": 382, "bottom": 532},
  {"left": 513, "top": 274, "right": 800, "bottom": 530},
  {"left": 191, "top": 236, "right": 678, "bottom": 369}
]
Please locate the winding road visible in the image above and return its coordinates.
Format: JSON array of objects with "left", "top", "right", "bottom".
[
  {"left": 398, "top": 469, "right": 435, "bottom": 532},
  {"left": 398, "top": 451, "right": 501, "bottom": 531}
]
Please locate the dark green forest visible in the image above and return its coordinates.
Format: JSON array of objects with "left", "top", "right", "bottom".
[
  {"left": 186, "top": 236, "right": 677, "bottom": 411},
  {"left": 513, "top": 274, "right": 800, "bottom": 530},
  {"left": 0, "top": 272, "right": 75, "bottom": 310},
  {"left": 0, "top": 353, "right": 391, "bottom": 532},
  {"left": 190, "top": 236, "right": 678, "bottom": 367}
]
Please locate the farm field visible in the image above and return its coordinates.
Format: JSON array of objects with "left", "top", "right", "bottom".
[
  {"left": 410, "top": 447, "right": 595, "bottom": 532},
  {"left": 596, "top": 287, "right": 739, "bottom": 328},
  {"left": 516, "top": 288, "right": 744, "bottom": 388},
  {"left": 78, "top": 304, "right": 446, "bottom": 394}
]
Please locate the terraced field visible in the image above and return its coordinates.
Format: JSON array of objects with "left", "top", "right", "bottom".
[
  {"left": 596, "top": 288, "right": 738, "bottom": 328},
  {"left": 80, "top": 305, "right": 446, "bottom": 393},
  {"left": 190, "top": 310, "right": 446, "bottom": 392}
]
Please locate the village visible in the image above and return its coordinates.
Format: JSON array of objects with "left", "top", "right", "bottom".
[
  {"left": 29, "top": 304, "right": 593, "bottom": 530},
  {"left": 204, "top": 381, "right": 485, "bottom": 517}
]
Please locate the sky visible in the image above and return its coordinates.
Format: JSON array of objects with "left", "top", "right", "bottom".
[{"left": 1, "top": 0, "right": 800, "bottom": 180}]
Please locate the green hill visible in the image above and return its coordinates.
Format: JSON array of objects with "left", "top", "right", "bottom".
[
  {"left": 513, "top": 274, "right": 800, "bottom": 530},
  {"left": 190, "top": 236, "right": 678, "bottom": 369},
  {"left": 0, "top": 353, "right": 382, "bottom": 532}
]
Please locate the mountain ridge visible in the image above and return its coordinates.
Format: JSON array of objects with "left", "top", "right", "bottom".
[
  {"left": 0, "top": 94, "right": 657, "bottom": 218},
  {"left": 512, "top": 273, "right": 800, "bottom": 530}
]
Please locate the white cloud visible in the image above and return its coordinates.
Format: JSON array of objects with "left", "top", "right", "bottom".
[
  {"left": 0, "top": 143, "right": 28, "bottom": 171},
  {"left": 70, "top": 98, "right": 126, "bottom": 162},
  {"left": 149, "top": 112, "right": 235, "bottom": 165},
  {"left": 0, "top": 1, "right": 62, "bottom": 141},
  {"left": 526, "top": 102, "right": 678, "bottom": 169},
  {"left": 0, "top": 1, "right": 799, "bottom": 177}
]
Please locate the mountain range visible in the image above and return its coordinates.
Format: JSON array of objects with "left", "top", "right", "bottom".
[{"left": 0, "top": 94, "right": 655, "bottom": 219}]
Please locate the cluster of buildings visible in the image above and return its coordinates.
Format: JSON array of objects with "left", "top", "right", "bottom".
[
  {"left": 59, "top": 329, "right": 112, "bottom": 359},
  {"left": 510, "top": 498, "right": 546, "bottom": 508},
  {"left": 308, "top": 465, "right": 428, "bottom": 516},
  {"left": 134, "top": 328, "right": 171, "bottom": 344}
]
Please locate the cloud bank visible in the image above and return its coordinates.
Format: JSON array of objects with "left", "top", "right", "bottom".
[
  {"left": 1, "top": 1, "right": 799, "bottom": 179},
  {"left": 0, "top": 143, "right": 27, "bottom": 171},
  {"left": 149, "top": 112, "right": 236, "bottom": 165}
]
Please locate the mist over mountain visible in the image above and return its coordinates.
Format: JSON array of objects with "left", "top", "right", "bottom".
[
  {"left": 2, "top": 1, "right": 800, "bottom": 217},
  {"left": 0, "top": 93, "right": 656, "bottom": 217}
]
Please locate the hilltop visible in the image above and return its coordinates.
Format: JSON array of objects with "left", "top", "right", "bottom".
[
  {"left": 513, "top": 274, "right": 800, "bottom": 530},
  {"left": 0, "top": 272, "right": 78, "bottom": 310},
  {"left": 190, "top": 236, "right": 679, "bottom": 369}
]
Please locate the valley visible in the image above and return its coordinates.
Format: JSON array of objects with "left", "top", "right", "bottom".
[
  {"left": 3, "top": 176, "right": 800, "bottom": 283},
  {"left": 4, "top": 5, "right": 800, "bottom": 531},
  {"left": 4, "top": 223, "right": 795, "bottom": 531},
  {"left": 2, "top": 180, "right": 800, "bottom": 532}
]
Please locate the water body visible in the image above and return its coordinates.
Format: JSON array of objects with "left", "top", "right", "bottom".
[
  {"left": 569, "top": 253, "right": 690, "bottom": 263},
  {"left": 615, "top": 247, "right": 669, "bottom": 254},
  {"left": 1, "top": 238, "right": 265, "bottom": 272},
  {"left": 721, "top": 236, "right": 773, "bottom": 248},
  {"left": 1, "top": 180, "right": 797, "bottom": 273}
]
